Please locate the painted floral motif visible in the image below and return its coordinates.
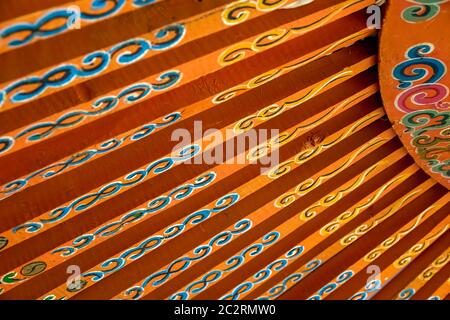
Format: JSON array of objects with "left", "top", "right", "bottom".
[
  {"left": 0, "top": 23, "right": 185, "bottom": 108},
  {"left": 392, "top": 43, "right": 449, "bottom": 181},
  {"left": 1, "top": 0, "right": 158, "bottom": 48},
  {"left": 221, "top": 0, "right": 314, "bottom": 26},
  {"left": 402, "top": 0, "right": 449, "bottom": 23}
]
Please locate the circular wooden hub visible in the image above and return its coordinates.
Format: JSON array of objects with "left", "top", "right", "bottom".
[{"left": 379, "top": 0, "right": 450, "bottom": 189}]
